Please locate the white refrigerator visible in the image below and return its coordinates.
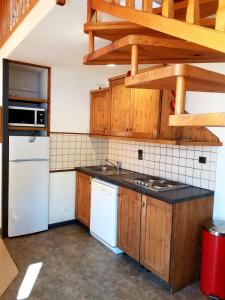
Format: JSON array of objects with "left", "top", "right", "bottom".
[{"left": 8, "top": 136, "right": 49, "bottom": 237}]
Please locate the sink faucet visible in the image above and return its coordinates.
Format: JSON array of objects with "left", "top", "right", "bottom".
[{"left": 105, "top": 159, "right": 122, "bottom": 170}]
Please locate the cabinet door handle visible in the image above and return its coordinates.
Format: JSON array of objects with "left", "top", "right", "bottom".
[{"left": 141, "top": 202, "right": 145, "bottom": 208}]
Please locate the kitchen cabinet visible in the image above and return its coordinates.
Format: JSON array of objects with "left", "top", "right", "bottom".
[
  {"left": 89, "top": 75, "right": 222, "bottom": 146},
  {"left": 109, "top": 75, "right": 160, "bottom": 139},
  {"left": 117, "top": 187, "right": 142, "bottom": 261},
  {"left": 75, "top": 172, "right": 91, "bottom": 227},
  {"left": 109, "top": 77, "right": 132, "bottom": 137},
  {"left": 140, "top": 196, "right": 172, "bottom": 282},
  {"left": 90, "top": 88, "right": 109, "bottom": 135},
  {"left": 117, "top": 187, "right": 214, "bottom": 291}
]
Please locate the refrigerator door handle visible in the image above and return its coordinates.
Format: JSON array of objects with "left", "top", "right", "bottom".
[{"left": 10, "top": 159, "right": 49, "bottom": 163}]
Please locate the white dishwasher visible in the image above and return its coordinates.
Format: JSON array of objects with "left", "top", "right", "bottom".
[{"left": 90, "top": 179, "right": 123, "bottom": 254}]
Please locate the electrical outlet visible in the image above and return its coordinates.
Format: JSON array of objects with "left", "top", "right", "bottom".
[
  {"left": 199, "top": 156, "right": 207, "bottom": 164},
  {"left": 138, "top": 149, "right": 143, "bottom": 160}
]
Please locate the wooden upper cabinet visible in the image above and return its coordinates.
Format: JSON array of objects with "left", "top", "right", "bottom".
[
  {"left": 140, "top": 196, "right": 173, "bottom": 282},
  {"left": 131, "top": 88, "right": 160, "bottom": 139},
  {"left": 75, "top": 172, "right": 91, "bottom": 227},
  {"left": 90, "top": 88, "right": 109, "bottom": 135},
  {"left": 109, "top": 75, "right": 160, "bottom": 138},
  {"left": 117, "top": 187, "right": 142, "bottom": 261},
  {"left": 109, "top": 77, "right": 132, "bottom": 137}
]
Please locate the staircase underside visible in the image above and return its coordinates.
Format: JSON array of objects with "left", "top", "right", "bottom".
[
  {"left": 84, "top": 34, "right": 225, "bottom": 65},
  {"left": 84, "top": 19, "right": 215, "bottom": 42},
  {"left": 90, "top": 0, "right": 225, "bottom": 54}
]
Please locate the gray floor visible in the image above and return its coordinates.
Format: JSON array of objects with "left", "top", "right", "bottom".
[{"left": 2, "top": 223, "right": 208, "bottom": 300}]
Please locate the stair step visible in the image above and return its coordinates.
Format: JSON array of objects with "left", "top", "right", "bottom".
[
  {"left": 84, "top": 34, "right": 225, "bottom": 65},
  {"left": 169, "top": 113, "right": 225, "bottom": 127},
  {"left": 125, "top": 64, "right": 225, "bottom": 92}
]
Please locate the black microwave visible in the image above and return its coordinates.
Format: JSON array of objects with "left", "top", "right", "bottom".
[{"left": 8, "top": 106, "right": 46, "bottom": 127}]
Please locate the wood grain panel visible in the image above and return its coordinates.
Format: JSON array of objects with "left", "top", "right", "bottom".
[
  {"left": 117, "top": 187, "right": 142, "bottom": 261},
  {"left": 170, "top": 196, "right": 214, "bottom": 291},
  {"left": 140, "top": 196, "right": 173, "bottom": 282},
  {"left": 109, "top": 77, "right": 132, "bottom": 137},
  {"left": 90, "top": 89, "right": 109, "bottom": 135},
  {"left": 131, "top": 88, "right": 160, "bottom": 139},
  {"left": 75, "top": 172, "right": 92, "bottom": 227}
]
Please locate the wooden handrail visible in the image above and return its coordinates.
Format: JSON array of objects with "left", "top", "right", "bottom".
[{"left": 0, "top": 0, "right": 66, "bottom": 48}]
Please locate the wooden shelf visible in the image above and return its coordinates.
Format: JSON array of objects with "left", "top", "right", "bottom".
[
  {"left": 125, "top": 64, "right": 225, "bottom": 92},
  {"left": 9, "top": 126, "right": 48, "bottom": 131},
  {"left": 169, "top": 113, "right": 225, "bottom": 127},
  {"left": 8, "top": 95, "right": 49, "bottom": 103},
  {"left": 84, "top": 35, "right": 225, "bottom": 65},
  {"left": 89, "top": 134, "right": 223, "bottom": 146}
]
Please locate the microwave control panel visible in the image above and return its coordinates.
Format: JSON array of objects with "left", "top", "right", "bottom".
[{"left": 37, "top": 111, "right": 46, "bottom": 126}]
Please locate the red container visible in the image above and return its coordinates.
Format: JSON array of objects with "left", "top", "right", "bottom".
[{"left": 200, "top": 220, "right": 225, "bottom": 299}]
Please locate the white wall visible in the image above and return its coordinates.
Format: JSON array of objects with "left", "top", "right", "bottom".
[
  {"left": 186, "top": 63, "right": 225, "bottom": 220},
  {"left": 51, "top": 65, "right": 128, "bottom": 132}
]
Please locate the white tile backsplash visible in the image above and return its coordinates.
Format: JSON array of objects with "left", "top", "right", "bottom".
[
  {"left": 50, "top": 133, "right": 108, "bottom": 171},
  {"left": 50, "top": 134, "right": 219, "bottom": 191},
  {"left": 107, "top": 139, "right": 218, "bottom": 191}
]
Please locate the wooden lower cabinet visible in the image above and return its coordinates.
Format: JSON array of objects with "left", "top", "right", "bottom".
[
  {"left": 140, "top": 196, "right": 172, "bottom": 282},
  {"left": 75, "top": 172, "right": 91, "bottom": 227},
  {"left": 117, "top": 188, "right": 214, "bottom": 291},
  {"left": 117, "top": 187, "right": 142, "bottom": 261}
]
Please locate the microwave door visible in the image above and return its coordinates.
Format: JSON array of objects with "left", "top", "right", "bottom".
[{"left": 9, "top": 107, "right": 35, "bottom": 127}]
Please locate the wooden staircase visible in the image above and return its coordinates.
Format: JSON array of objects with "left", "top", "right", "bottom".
[{"left": 84, "top": 0, "right": 225, "bottom": 127}]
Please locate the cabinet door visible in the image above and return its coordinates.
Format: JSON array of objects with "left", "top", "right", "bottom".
[
  {"left": 131, "top": 89, "right": 161, "bottom": 139},
  {"left": 140, "top": 196, "right": 173, "bottom": 282},
  {"left": 117, "top": 187, "right": 141, "bottom": 261},
  {"left": 109, "top": 78, "right": 132, "bottom": 137},
  {"left": 90, "top": 89, "right": 109, "bottom": 135},
  {"left": 75, "top": 172, "right": 91, "bottom": 227}
]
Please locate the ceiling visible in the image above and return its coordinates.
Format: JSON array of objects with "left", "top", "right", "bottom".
[{"left": 8, "top": 0, "right": 110, "bottom": 68}]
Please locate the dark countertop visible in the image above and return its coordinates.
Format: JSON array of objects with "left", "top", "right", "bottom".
[{"left": 75, "top": 166, "right": 214, "bottom": 205}]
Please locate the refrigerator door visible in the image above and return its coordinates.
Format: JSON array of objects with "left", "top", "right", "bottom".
[
  {"left": 9, "top": 136, "right": 49, "bottom": 161},
  {"left": 8, "top": 160, "right": 49, "bottom": 237}
]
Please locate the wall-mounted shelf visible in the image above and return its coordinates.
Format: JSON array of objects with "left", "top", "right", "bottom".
[
  {"left": 8, "top": 126, "right": 48, "bottom": 131},
  {"left": 8, "top": 95, "right": 49, "bottom": 103}
]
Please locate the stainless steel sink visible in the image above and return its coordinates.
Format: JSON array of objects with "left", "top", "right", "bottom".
[
  {"left": 90, "top": 165, "right": 116, "bottom": 172},
  {"left": 85, "top": 165, "right": 133, "bottom": 176}
]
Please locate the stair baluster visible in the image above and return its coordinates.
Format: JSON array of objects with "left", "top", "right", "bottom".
[
  {"left": 126, "top": 0, "right": 135, "bottom": 8},
  {"left": 131, "top": 44, "right": 139, "bottom": 75},
  {"left": 162, "top": 0, "right": 174, "bottom": 18},
  {"left": 186, "top": 0, "right": 200, "bottom": 24},
  {"left": 215, "top": 0, "right": 225, "bottom": 31},
  {"left": 175, "top": 76, "right": 186, "bottom": 115},
  {"left": 142, "top": 0, "right": 153, "bottom": 12}
]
